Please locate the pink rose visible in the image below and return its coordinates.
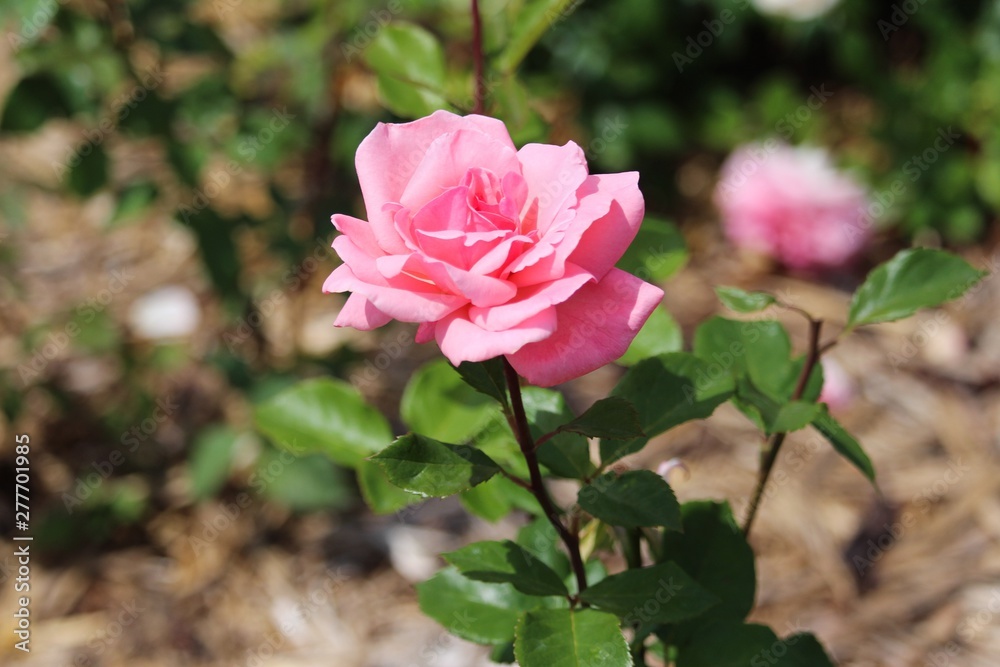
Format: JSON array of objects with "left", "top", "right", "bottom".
[
  {"left": 324, "top": 110, "right": 663, "bottom": 386},
  {"left": 714, "top": 143, "right": 870, "bottom": 270}
]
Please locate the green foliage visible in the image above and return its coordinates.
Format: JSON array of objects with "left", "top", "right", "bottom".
[
  {"left": 444, "top": 540, "right": 569, "bottom": 597},
  {"left": 715, "top": 287, "right": 778, "bottom": 313},
  {"left": 188, "top": 425, "right": 239, "bottom": 501},
  {"left": 514, "top": 609, "right": 631, "bottom": 667},
  {"left": 253, "top": 378, "right": 391, "bottom": 468},
  {"left": 365, "top": 22, "right": 449, "bottom": 117},
  {"left": 417, "top": 567, "right": 565, "bottom": 645},
  {"left": 605, "top": 353, "right": 734, "bottom": 464},
  {"left": 811, "top": 406, "right": 877, "bottom": 483},
  {"left": 578, "top": 562, "right": 718, "bottom": 623},
  {"left": 402, "top": 359, "right": 501, "bottom": 443},
  {"left": 578, "top": 470, "right": 681, "bottom": 530},
  {"left": 1, "top": 74, "right": 74, "bottom": 132},
  {"left": 618, "top": 306, "right": 683, "bottom": 366},
  {"left": 557, "top": 397, "right": 644, "bottom": 441},
  {"left": 847, "top": 248, "right": 986, "bottom": 329},
  {"left": 372, "top": 434, "right": 502, "bottom": 497},
  {"left": 524, "top": 387, "right": 595, "bottom": 480}
]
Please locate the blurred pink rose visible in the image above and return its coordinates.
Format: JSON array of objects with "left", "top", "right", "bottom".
[
  {"left": 714, "top": 143, "right": 870, "bottom": 269},
  {"left": 324, "top": 110, "right": 663, "bottom": 386},
  {"left": 818, "top": 357, "right": 854, "bottom": 412}
]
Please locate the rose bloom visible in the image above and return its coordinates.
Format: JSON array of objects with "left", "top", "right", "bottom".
[
  {"left": 714, "top": 142, "right": 870, "bottom": 270},
  {"left": 324, "top": 111, "right": 663, "bottom": 386}
]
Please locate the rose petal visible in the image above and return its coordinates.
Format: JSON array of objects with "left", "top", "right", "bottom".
[
  {"left": 356, "top": 111, "right": 515, "bottom": 254},
  {"left": 400, "top": 130, "right": 521, "bottom": 213},
  {"left": 506, "top": 268, "right": 663, "bottom": 386},
  {"left": 333, "top": 293, "right": 392, "bottom": 330},
  {"left": 516, "top": 141, "right": 589, "bottom": 234},
  {"left": 566, "top": 172, "right": 645, "bottom": 279},
  {"left": 469, "top": 263, "right": 594, "bottom": 332},
  {"left": 332, "top": 214, "right": 383, "bottom": 257},
  {"left": 324, "top": 264, "right": 465, "bottom": 323},
  {"left": 435, "top": 307, "right": 558, "bottom": 365}
]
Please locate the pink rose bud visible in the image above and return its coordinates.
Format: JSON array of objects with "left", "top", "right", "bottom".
[
  {"left": 714, "top": 143, "right": 871, "bottom": 270},
  {"left": 324, "top": 111, "right": 664, "bottom": 386},
  {"left": 818, "top": 357, "right": 854, "bottom": 412}
]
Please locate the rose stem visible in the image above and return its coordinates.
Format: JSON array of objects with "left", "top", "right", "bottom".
[
  {"left": 471, "top": 0, "right": 486, "bottom": 114},
  {"left": 502, "top": 359, "right": 589, "bottom": 595},
  {"left": 742, "top": 316, "right": 823, "bottom": 537}
]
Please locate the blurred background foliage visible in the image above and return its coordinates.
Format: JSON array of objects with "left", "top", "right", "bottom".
[{"left": 1, "top": 0, "right": 998, "bottom": 554}]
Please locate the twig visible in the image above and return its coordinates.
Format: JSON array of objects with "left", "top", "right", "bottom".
[
  {"left": 503, "top": 359, "right": 589, "bottom": 595},
  {"left": 743, "top": 317, "right": 823, "bottom": 536}
]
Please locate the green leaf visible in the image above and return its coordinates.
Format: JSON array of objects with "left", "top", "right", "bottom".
[
  {"left": 735, "top": 378, "right": 821, "bottom": 435},
  {"left": 444, "top": 540, "right": 569, "bottom": 597},
  {"left": 514, "top": 609, "right": 631, "bottom": 667},
  {"left": 365, "top": 23, "right": 449, "bottom": 118},
  {"left": 0, "top": 74, "right": 73, "bottom": 133},
  {"left": 618, "top": 306, "right": 683, "bottom": 366},
  {"left": 604, "top": 353, "right": 734, "bottom": 464},
  {"left": 401, "top": 359, "right": 501, "bottom": 443},
  {"left": 578, "top": 561, "right": 718, "bottom": 624},
  {"left": 715, "top": 287, "right": 778, "bottom": 313},
  {"left": 577, "top": 470, "right": 681, "bottom": 530},
  {"left": 356, "top": 459, "right": 422, "bottom": 514},
  {"left": 693, "top": 317, "right": 795, "bottom": 400},
  {"left": 526, "top": 387, "right": 595, "bottom": 480},
  {"left": 676, "top": 621, "right": 780, "bottom": 667},
  {"left": 615, "top": 217, "right": 688, "bottom": 283},
  {"left": 254, "top": 378, "right": 392, "bottom": 468},
  {"left": 517, "top": 517, "right": 571, "bottom": 579},
  {"left": 371, "top": 434, "right": 501, "bottom": 497},
  {"left": 66, "top": 144, "right": 109, "bottom": 197},
  {"left": 847, "top": 248, "right": 986, "bottom": 328},
  {"left": 188, "top": 425, "right": 238, "bottom": 501},
  {"left": 776, "top": 633, "right": 836, "bottom": 666},
  {"left": 417, "top": 567, "right": 563, "bottom": 645},
  {"left": 257, "top": 451, "right": 351, "bottom": 512},
  {"left": 558, "top": 397, "right": 644, "bottom": 441},
  {"left": 811, "top": 405, "right": 876, "bottom": 483},
  {"left": 455, "top": 358, "right": 509, "bottom": 409},
  {"left": 461, "top": 475, "right": 536, "bottom": 522},
  {"left": 661, "top": 501, "right": 756, "bottom": 623},
  {"left": 497, "top": 0, "right": 584, "bottom": 73}
]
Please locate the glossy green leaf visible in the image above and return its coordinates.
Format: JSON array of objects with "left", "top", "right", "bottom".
[
  {"left": 514, "top": 609, "right": 631, "bottom": 667},
  {"left": 417, "top": 567, "right": 563, "bottom": 645},
  {"left": 578, "top": 470, "right": 681, "bottom": 530},
  {"left": 604, "top": 353, "right": 734, "bottom": 464},
  {"left": 811, "top": 405, "right": 876, "bottom": 483},
  {"left": 66, "top": 144, "right": 109, "bottom": 197},
  {"left": 365, "top": 23, "right": 449, "bottom": 117},
  {"left": 372, "top": 434, "right": 501, "bottom": 497},
  {"left": 693, "top": 317, "right": 795, "bottom": 399},
  {"left": 401, "top": 359, "right": 501, "bottom": 443},
  {"left": 579, "top": 561, "right": 718, "bottom": 624},
  {"left": 619, "top": 306, "right": 683, "bottom": 366},
  {"left": 254, "top": 378, "right": 391, "bottom": 468},
  {"left": 661, "top": 501, "right": 756, "bottom": 622},
  {"left": 456, "top": 358, "right": 509, "bottom": 408},
  {"left": 715, "top": 286, "right": 778, "bottom": 313},
  {"left": 357, "top": 459, "right": 422, "bottom": 514},
  {"left": 0, "top": 74, "right": 73, "bottom": 133},
  {"left": 558, "top": 397, "right": 644, "bottom": 441},
  {"left": 444, "top": 540, "right": 569, "bottom": 597},
  {"left": 847, "top": 248, "right": 986, "bottom": 328}
]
